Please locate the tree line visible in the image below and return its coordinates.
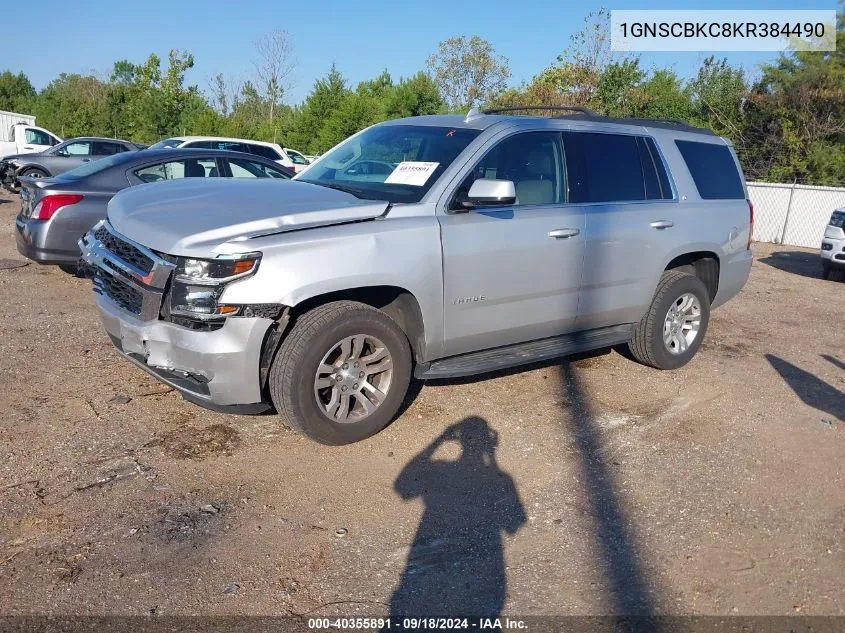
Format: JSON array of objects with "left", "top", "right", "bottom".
[{"left": 1, "top": 7, "right": 843, "bottom": 185}]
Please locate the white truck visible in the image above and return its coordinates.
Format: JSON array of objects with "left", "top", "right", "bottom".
[{"left": 0, "top": 111, "right": 62, "bottom": 160}]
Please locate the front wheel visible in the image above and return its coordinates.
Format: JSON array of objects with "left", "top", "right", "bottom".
[
  {"left": 628, "top": 270, "right": 711, "bottom": 370},
  {"left": 21, "top": 168, "right": 48, "bottom": 180},
  {"left": 268, "top": 301, "right": 412, "bottom": 445}
]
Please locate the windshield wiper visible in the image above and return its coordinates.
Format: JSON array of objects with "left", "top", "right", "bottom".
[{"left": 305, "top": 181, "right": 365, "bottom": 198}]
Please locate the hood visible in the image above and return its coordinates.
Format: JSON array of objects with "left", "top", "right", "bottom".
[
  {"left": 2, "top": 151, "right": 48, "bottom": 163},
  {"left": 107, "top": 178, "right": 390, "bottom": 257}
]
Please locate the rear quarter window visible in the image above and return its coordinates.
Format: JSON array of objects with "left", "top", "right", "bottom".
[{"left": 675, "top": 140, "right": 745, "bottom": 200}]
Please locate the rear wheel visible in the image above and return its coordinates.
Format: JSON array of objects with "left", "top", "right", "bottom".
[
  {"left": 268, "top": 301, "right": 412, "bottom": 445},
  {"left": 629, "top": 270, "right": 711, "bottom": 370}
]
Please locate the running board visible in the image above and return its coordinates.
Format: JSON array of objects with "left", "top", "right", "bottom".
[{"left": 415, "top": 324, "right": 634, "bottom": 380}]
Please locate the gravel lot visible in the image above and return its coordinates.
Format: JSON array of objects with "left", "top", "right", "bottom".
[{"left": 0, "top": 187, "right": 843, "bottom": 618}]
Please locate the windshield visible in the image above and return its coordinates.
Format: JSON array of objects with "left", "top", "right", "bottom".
[
  {"left": 58, "top": 153, "right": 129, "bottom": 180},
  {"left": 148, "top": 138, "right": 184, "bottom": 150},
  {"left": 296, "top": 125, "right": 480, "bottom": 203}
]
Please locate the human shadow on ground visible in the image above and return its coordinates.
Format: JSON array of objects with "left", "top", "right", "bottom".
[
  {"left": 766, "top": 354, "right": 844, "bottom": 421},
  {"left": 389, "top": 416, "right": 526, "bottom": 619}
]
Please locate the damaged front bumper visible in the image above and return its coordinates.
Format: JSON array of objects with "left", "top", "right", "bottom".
[
  {"left": 95, "top": 293, "right": 274, "bottom": 412},
  {"left": 0, "top": 161, "right": 17, "bottom": 190}
]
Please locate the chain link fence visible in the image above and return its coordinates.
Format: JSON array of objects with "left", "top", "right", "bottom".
[{"left": 747, "top": 181, "right": 845, "bottom": 249}]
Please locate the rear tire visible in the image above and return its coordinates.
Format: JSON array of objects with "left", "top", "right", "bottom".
[
  {"left": 268, "top": 301, "right": 412, "bottom": 445},
  {"left": 629, "top": 270, "right": 711, "bottom": 370}
]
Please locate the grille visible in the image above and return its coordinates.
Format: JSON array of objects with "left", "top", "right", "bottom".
[
  {"left": 93, "top": 270, "right": 143, "bottom": 315},
  {"left": 94, "top": 226, "right": 154, "bottom": 274}
]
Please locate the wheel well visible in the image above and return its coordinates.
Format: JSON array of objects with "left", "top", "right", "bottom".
[
  {"left": 21, "top": 165, "right": 49, "bottom": 176},
  {"left": 665, "top": 252, "right": 720, "bottom": 303},
  {"left": 289, "top": 286, "right": 426, "bottom": 362}
]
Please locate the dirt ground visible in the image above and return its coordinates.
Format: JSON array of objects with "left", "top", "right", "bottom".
[{"left": 0, "top": 187, "right": 843, "bottom": 619}]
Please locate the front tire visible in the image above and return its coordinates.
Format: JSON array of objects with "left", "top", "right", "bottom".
[
  {"left": 21, "top": 168, "right": 48, "bottom": 180},
  {"left": 629, "top": 270, "right": 711, "bottom": 370},
  {"left": 268, "top": 301, "right": 412, "bottom": 445}
]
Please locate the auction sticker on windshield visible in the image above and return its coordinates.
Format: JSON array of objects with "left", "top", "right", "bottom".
[{"left": 384, "top": 161, "right": 440, "bottom": 186}]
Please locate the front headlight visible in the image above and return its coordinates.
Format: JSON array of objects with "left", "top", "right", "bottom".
[{"left": 167, "top": 252, "right": 261, "bottom": 320}]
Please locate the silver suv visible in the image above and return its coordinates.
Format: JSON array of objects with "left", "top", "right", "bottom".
[{"left": 79, "top": 107, "right": 754, "bottom": 444}]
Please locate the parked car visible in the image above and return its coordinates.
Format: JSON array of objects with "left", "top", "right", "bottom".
[
  {"left": 283, "top": 148, "right": 311, "bottom": 173},
  {"left": 1, "top": 137, "right": 144, "bottom": 193},
  {"left": 821, "top": 208, "right": 845, "bottom": 281},
  {"left": 15, "top": 148, "right": 291, "bottom": 270},
  {"left": 79, "top": 106, "right": 753, "bottom": 445},
  {"left": 148, "top": 136, "right": 300, "bottom": 173}
]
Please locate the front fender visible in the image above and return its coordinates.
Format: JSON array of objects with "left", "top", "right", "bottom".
[{"left": 219, "top": 215, "right": 446, "bottom": 360}]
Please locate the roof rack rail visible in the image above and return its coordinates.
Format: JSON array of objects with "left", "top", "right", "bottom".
[
  {"left": 482, "top": 105, "right": 599, "bottom": 116},
  {"left": 478, "top": 105, "right": 715, "bottom": 135}
]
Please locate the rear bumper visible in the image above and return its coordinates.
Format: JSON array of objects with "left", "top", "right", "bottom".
[
  {"left": 15, "top": 216, "right": 80, "bottom": 265},
  {"left": 95, "top": 294, "right": 274, "bottom": 409},
  {"left": 712, "top": 248, "right": 753, "bottom": 309}
]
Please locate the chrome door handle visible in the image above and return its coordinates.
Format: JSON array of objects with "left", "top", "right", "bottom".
[
  {"left": 549, "top": 228, "right": 580, "bottom": 239},
  {"left": 650, "top": 220, "right": 674, "bottom": 229}
]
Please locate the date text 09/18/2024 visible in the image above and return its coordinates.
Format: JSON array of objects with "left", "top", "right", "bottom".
[{"left": 307, "top": 617, "right": 528, "bottom": 630}]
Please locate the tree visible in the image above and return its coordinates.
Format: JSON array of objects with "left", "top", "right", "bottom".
[
  {"left": 426, "top": 36, "right": 510, "bottom": 110},
  {"left": 34, "top": 73, "right": 110, "bottom": 137},
  {"left": 208, "top": 72, "right": 242, "bottom": 116},
  {"left": 736, "top": 5, "right": 845, "bottom": 183},
  {"left": 253, "top": 30, "right": 296, "bottom": 124},
  {"left": 385, "top": 72, "right": 445, "bottom": 118},
  {"left": 287, "top": 65, "right": 350, "bottom": 153},
  {"left": 0, "top": 71, "right": 36, "bottom": 112},
  {"left": 594, "top": 58, "right": 645, "bottom": 116},
  {"left": 691, "top": 57, "right": 748, "bottom": 138}
]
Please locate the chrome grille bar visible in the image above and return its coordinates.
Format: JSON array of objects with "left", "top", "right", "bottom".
[{"left": 79, "top": 220, "right": 176, "bottom": 321}]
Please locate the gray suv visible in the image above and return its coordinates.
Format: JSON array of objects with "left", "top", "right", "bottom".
[{"left": 79, "top": 107, "right": 754, "bottom": 444}]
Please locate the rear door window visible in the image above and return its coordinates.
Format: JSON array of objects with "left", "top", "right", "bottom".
[
  {"left": 134, "top": 158, "right": 219, "bottom": 182},
  {"left": 674, "top": 140, "right": 744, "bottom": 200},
  {"left": 563, "top": 132, "right": 645, "bottom": 203},
  {"left": 228, "top": 158, "right": 291, "bottom": 178},
  {"left": 92, "top": 142, "right": 125, "bottom": 156},
  {"left": 636, "top": 137, "right": 676, "bottom": 200},
  {"left": 212, "top": 141, "right": 249, "bottom": 153}
]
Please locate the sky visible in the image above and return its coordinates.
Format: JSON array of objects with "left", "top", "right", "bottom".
[{"left": 3, "top": 0, "right": 837, "bottom": 106}]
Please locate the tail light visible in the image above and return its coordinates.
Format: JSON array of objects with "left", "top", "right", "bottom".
[
  {"left": 32, "top": 194, "right": 84, "bottom": 221},
  {"left": 747, "top": 198, "right": 754, "bottom": 250}
]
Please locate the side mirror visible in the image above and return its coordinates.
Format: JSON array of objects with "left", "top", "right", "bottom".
[{"left": 462, "top": 179, "right": 516, "bottom": 209}]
